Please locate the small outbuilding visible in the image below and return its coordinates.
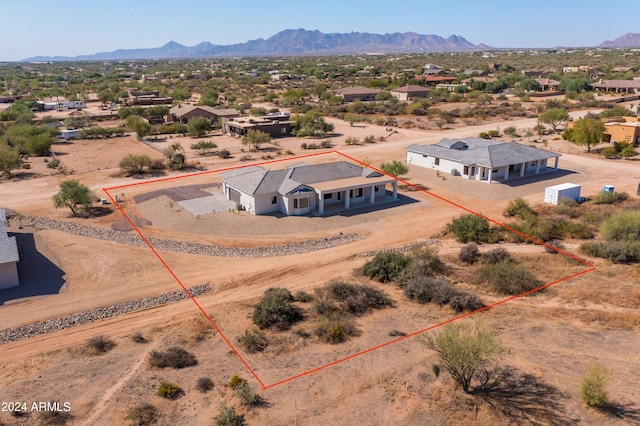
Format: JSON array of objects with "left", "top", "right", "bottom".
[{"left": 544, "top": 183, "right": 581, "bottom": 205}]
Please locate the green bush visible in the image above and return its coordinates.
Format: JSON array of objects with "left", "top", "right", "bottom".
[
  {"left": 481, "top": 248, "right": 511, "bottom": 264},
  {"left": 402, "top": 275, "right": 448, "bottom": 304},
  {"left": 578, "top": 363, "right": 609, "bottom": 407},
  {"left": 591, "top": 191, "right": 628, "bottom": 205},
  {"left": 579, "top": 241, "right": 640, "bottom": 263},
  {"left": 218, "top": 149, "right": 231, "bottom": 159},
  {"left": 362, "top": 252, "right": 409, "bottom": 282},
  {"left": 157, "top": 381, "right": 182, "bottom": 400},
  {"left": 229, "top": 375, "right": 247, "bottom": 390},
  {"left": 293, "top": 290, "right": 313, "bottom": 302},
  {"left": 234, "top": 382, "right": 263, "bottom": 407},
  {"left": 312, "top": 288, "right": 339, "bottom": 316},
  {"left": 448, "top": 291, "right": 485, "bottom": 313},
  {"left": 213, "top": 405, "right": 244, "bottom": 426},
  {"left": 503, "top": 197, "right": 537, "bottom": 221},
  {"left": 600, "top": 210, "right": 640, "bottom": 242},
  {"left": 402, "top": 275, "right": 483, "bottom": 312},
  {"left": 238, "top": 329, "right": 268, "bottom": 354},
  {"left": 447, "top": 214, "right": 491, "bottom": 243},
  {"left": 252, "top": 289, "right": 302, "bottom": 330},
  {"left": 148, "top": 347, "right": 197, "bottom": 369},
  {"left": 479, "top": 260, "right": 541, "bottom": 295},
  {"left": 459, "top": 243, "right": 480, "bottom": 264},
  {"left": 314, "top": 318, "right": 357, "bottom": 344},
  {"left": 326, "top": 281, "right": 393, "bottom": 315},
  {"left": 403, "top": 247, "right": 448, "bottom": 278}
]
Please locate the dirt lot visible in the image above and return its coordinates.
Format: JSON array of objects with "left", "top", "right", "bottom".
[{"left": 1, "top": 109, "right": 639, "bottom": 425}]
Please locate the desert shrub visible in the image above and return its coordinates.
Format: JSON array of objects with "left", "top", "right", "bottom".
[
  {"left": 293, "top": 289, "right": 313, "bottom": 302},
  {"left": 148, "top": 159, "right": 166, "bottom": 171},
  {"left": 131, "top": 332, "right": 147, "bottom": 344},
  {"left": 148, "top": 347, "right": 197, "bottom": 369},
  {"left": 314, "top": 317, "right": 357, "bottom": 344},
  {"left": 252, "top": 288, "right": 302, "bottom": 330},
  {"left": 345, "top": 136, "right": 360, "bottom": 145},
  {"left": 402, "top": 275, "right": 446, "bottom": 304},
  {"left": 218, "top": 149, "right": 231, "bottom": 159},
  {"left": 157, "top": 381, "right": 182, "bottom": 400},
  {"left": 363, "top": 135, "right": 376, "bottom": 144},
  {"left": 503, "top": 197, "right": 537, "bottom": 220},
  {"left": 312, "top": 288, "right": 339, "bottom": 316},
  {"left": 362, "top": 252, "right": 410, "bottom": 283},
  {"left": 37, "top": 411, "right": 73, "bottom": 425},
  {"left": 389, "top": 329, "right": 407, "bottom": 337},
  {"left": 238, "top": 329, "right": 268, "bottom": 354},
  {"left": 327, "top": 281, "right": 393, "bottom": 315},
  {"left": 229, "top": 375, "right": 247, "bottom": 390},
  {"left": 320, "top": 139, "right": 333, "bottom": 148},
  {"left": 553, "top": 199, "right": 580, "bottom": 217},
  {"left": 544, "top": 239, "right": 565, "bottom": 254},
  {"left": 86, "top": 335, "right": 116, "bottom": 355},
  {"left": 402, "top": 247, "right": 448, "bottom": 279},
  {"left": 578, "top": 363, "right": 609, "bottom": 407},
  {"left": 234, "top": 382, "right": 262, "bottom": 407},
  {"left": 591, "top": 191, "right": 628, "bottom": 205},
  {"left": 448, "top": 291, "right": 485, "bottom": 313},
  {"left": 600, "top": 210, "right": 640, "bottom": 242},
  {"left": 125, "top": 403, "right": 158, "bottom": 425},
  {"left": 213, "top": 405, "right": 244, "bottom": 426},
  {"left": 479, "top": 260, "right": 541, "bottom": 295},
  {"left": 579, "top": 241, "right": 640, "bottom": 263},
  {"left": 194, "top": 377, "right": 214, "bottom": 394},
  {"left": 563, "top": 221, "right": 594, "bottom": 239},
  {"left": 481, "top": 248, "right": 512, "bottom": 265},
  {"left": 459, "top": 243, "right": 480, "bottom": 264},
  {"left": 447, "top": 214, "right": 491, "bottom": 243}
]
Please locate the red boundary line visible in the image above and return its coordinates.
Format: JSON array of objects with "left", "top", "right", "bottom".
[{"left": 103, "top": 150, "right": 595, "bottom": 390}]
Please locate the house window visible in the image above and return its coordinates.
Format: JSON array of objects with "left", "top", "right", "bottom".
[
  {"left": 293, "top": 199, "right": 297, "bottom": 208},
  {"left": 374, "top": 186, "right": 379, "bottom": 192},
  {"left": 492, "top": 168, "right": 498, "bottom": 173},
  {"left": 434, "top": 158, "right": 440, "bottom": 166},
  {"left": 282, "top": 127, "right": 287, "bottom": 134},
  {"left": 271, "top": 196, "right": 277, "bottom": 204},
  {"left": 351, "top": 188, "right": 363, "bottom": 198},
  {"left": 299, "top": 197, "right": 309, "bottom": 208},
  {"left": 337, "top": 192, "right": 341, "bottom": 200},
  {"left": 463, "top": 166, "right": 469, "bottom": 175},
  {"left": 624, "top": 135, "right": 632, "bottom": 142},
  {"left": 323, "top": 193, "right": 332, "bottom": 200}
]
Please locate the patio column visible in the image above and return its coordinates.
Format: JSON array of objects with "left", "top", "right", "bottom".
[
  {"left": 504, "top": 166, "right": 509, "bottom": 182},
  {"left": 520, "top": 162, "right": 526, "bottom": 177},
  {"left": 318, "top": 191, "right": 324, "bottom": 215},
  {"left": 370, "top": 186, "right": 376, "bottom": 205},
  {"left": 344, "top": 190, "right": 350, "bottom": 209},
  {"left": 554, "top": 157, "right": 559, "bottom": 170},
  {"left": 487, "top": 168, "right": 493, "bottom": 183},
  {"left": 535, "top": 160, "right": 541, "bottom": 174},
  {"left": 392, "top": 181, "right": 398, "bottom": 199}
]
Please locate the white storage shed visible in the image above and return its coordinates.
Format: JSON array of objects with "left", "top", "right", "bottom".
[{"left": 544, "top": 183, "right": 581, "bottom": 205}]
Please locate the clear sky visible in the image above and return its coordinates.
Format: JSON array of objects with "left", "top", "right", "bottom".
[{"left": 1, "top": 0, "right": 638, "bottom": 61}]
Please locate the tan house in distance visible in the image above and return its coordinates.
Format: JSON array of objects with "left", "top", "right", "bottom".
[
  {"left": 335, "top": 86, "right": 381, "bottom": 102},
  {"left": 390, "top": 85, "right": 430, "bottom": 101},
  {"left": 602, "top": 116, "right": 640, "bottom": 146},
  {"left": 167, "top": 105, "right": 239, "bottom": 125},
  {"left": 222, "top": 113, "right": 292, "bottom": 138}
]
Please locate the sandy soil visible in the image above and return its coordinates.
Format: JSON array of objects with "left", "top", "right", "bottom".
[{"left": 0, "top": 108, "right": 639, "bottom": 425}]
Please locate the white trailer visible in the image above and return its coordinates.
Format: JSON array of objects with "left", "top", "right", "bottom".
[{"left": 544, "top": 183, "right": 581, "bottom": 205}]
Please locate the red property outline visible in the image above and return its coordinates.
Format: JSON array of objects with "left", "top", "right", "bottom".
[{"left": 103, "top": 150, "right": 595, "bottom": 390}]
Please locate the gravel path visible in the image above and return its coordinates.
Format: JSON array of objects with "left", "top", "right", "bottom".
[
  {"left": 0, "top": 284, "right": 212, "bottom": 345},
  {"left": 22, "top": 215, "right": 364, "bottom": 257}
]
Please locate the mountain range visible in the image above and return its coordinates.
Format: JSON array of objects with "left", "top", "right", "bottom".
[
  {"left": 23, "top": 29, "right": 489, "bottom": 61},
  {"left": 22, "top": 29, "right": 640, "bottom": 62}
]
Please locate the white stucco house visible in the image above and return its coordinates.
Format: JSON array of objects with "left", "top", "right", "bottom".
[
  {"left": 406, "top": 137, "right": 561, "bottom": 184},
  {"left": 221, "top": 161, "right": 398, "bottom": 216},
  {"left": 0, "top": 209, "right": 20, "bottom": 290}
]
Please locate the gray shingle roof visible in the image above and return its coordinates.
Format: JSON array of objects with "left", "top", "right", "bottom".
[
  {"left": 407, "top": 137, "right": 560, "bottom": 168},
  {"left": 0, "top": 236, "right": 19, "bottom": 264}
]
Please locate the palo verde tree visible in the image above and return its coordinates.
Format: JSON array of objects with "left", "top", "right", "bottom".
[
  {"left": 538, "top": 108, "right": 569, "bottom": 132},
  {"left": 186, "top": 116, "right": 212, "bottom": 138},
  {"left": 119, "top": 154, "right": 152, "bottom": 175},
  {"left": 190, "top": 141, "right": 218, "bottom": 156},
  {"left": 53, "top": 179, "right": 93, "bottom": 215},
  {"left": 242, "top": 129, "right": 271, "bottom": 151},
  {"left": 566, "top": 117, "right": 605, "bottom": 153},
  {"left": 0, "top": 148, "right": 22, "bottom": 176},
  {"left": 422, "top": 321, "right": 502, "bottom": 393},
  {"left": 163, "top": 143, "right": 186, "bottom": 170},
  {"left": 291, "top": 109, "right": 334, "bottom": 137},
  {"left": 125, "top": 115, "right": 152, "bottom": 139},
  {"left": 380, "top": 160, "right": 409, "bottom": 177}
]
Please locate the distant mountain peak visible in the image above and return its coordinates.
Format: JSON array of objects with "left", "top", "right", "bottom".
[
  {"left": 22, "top": 28, "right": 488, "bottom": 61},
  {"left": 599, "top": 33, "right": 640, "bottom": 48}
]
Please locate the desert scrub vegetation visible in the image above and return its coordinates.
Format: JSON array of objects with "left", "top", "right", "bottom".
[
  {"left": 252, "top": 287, "right": 302, "bottom": 330},
  {"left": 446, "top": 213, "right": 502, "bottom": 243},
  {"left": 362, "top": 252, "right": 410, "bottom": 283},
  {"left": 196, "top": 377, "right": 214, "bottom": 393},
  {"left": 459, "top": 243, "right": 480, "bottom": 264},
  {"left": 578, "top": 363, "right": 609, "bottom": 408},
  {"left": 85, "top": 335, "right": 116, "bottom": 355},
  {"left": 125, "top": 403, "right": 158, "bottom": 425},
  {"left": 325, "top": 281, "right": 393, "bottom": 315},
  {"left": 314, "top": 317, "right": 358, "bottom": 344},
  {"left": 580, "top": 210, "right": 640, "bottom": 263},
  {"left": 422, "top": 321, "right": 502, "bottom": 393},
  {"left": 402, "top": 275, "right": 484, "bottom": 313},
  {"left": 213, "top": 405, "right": 245, "bottom": 426},
  {"left": 591, "top": 191, "right": 628, "bottom": 205},
  {"left": 479, "top": 259, "right": 542, "bottom": 295},
  {"left": 157, "top": 380, "right": 183, "bottom": 400},
  {"left": 148, "top": 347, "right": 197, "bottom": 369},
  {"left": 238, "top": 328, "right": 269, "bottom": 353}
]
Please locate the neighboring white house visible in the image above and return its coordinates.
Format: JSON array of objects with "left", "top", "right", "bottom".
[
  {"left": 406, "top": 137, "right": 561, "bottom": 184},
  {"left": 0, "top": 209, "right": 20, "bottom": 290},
  {"left": 221, "top": 161, "right": 398, "bottom": 216},
  {"left": 37, "top": 100, "right": 86, "bottom": 111}
]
